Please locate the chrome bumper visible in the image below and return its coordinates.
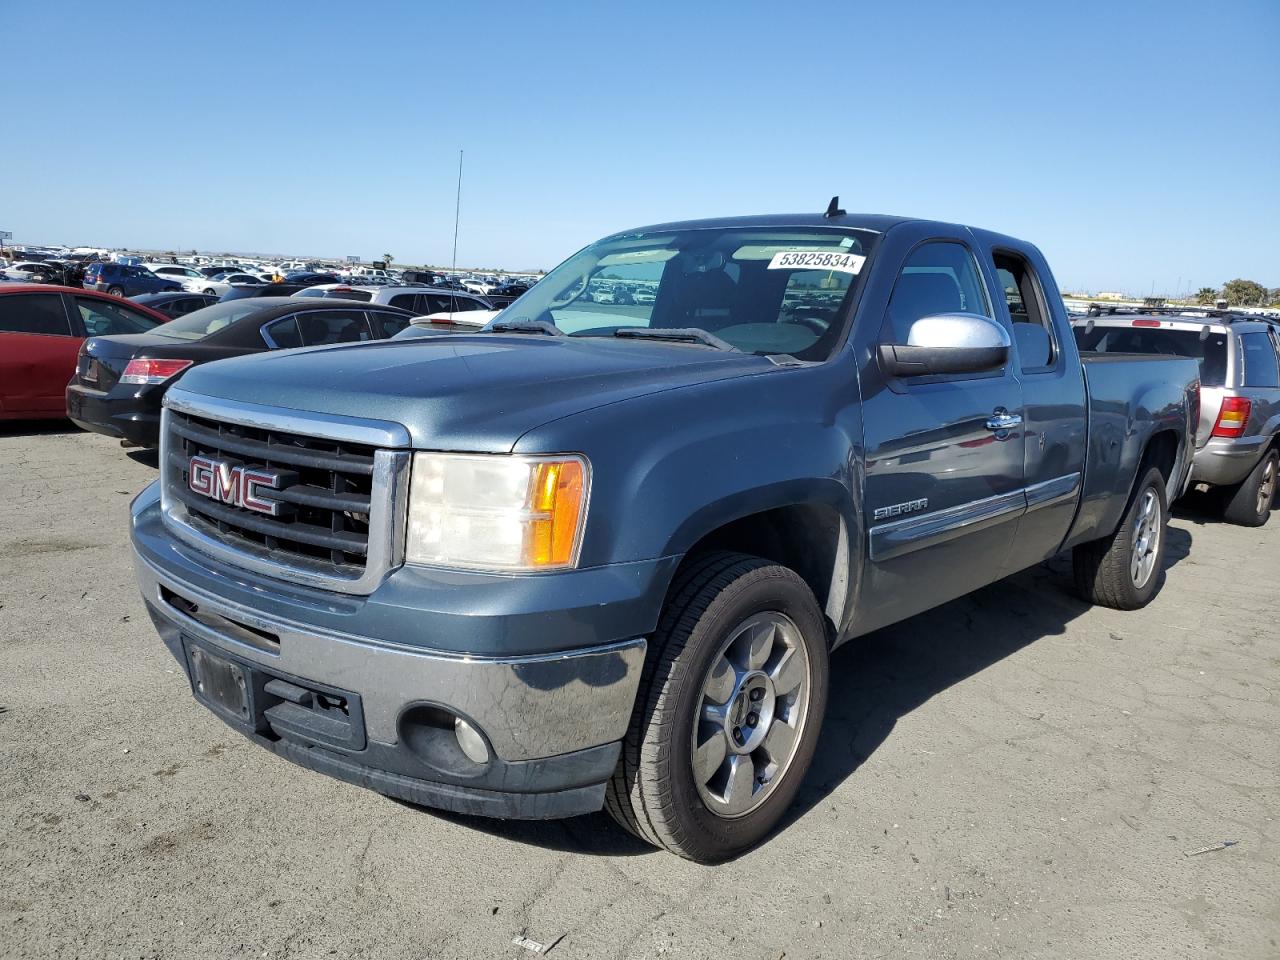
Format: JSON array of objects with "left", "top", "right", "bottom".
[{"left": 133, "top": 548, "right": 647, "bottom": 762}]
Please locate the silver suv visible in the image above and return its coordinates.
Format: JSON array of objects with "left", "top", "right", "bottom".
[
  {"left": 291, "top": 284, "right": 492, "bottom": 316},
  {"left": 1074, "top": 313, "right": 1280, "bottom": 525}
]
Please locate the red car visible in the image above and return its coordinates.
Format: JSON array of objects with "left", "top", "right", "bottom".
[{"left": 0, "top": 284, "right": 170, "bottom": 420}]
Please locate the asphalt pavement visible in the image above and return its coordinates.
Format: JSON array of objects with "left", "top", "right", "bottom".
[{"left": 2, "top": 424, "right": 1276, "bottom": 959}]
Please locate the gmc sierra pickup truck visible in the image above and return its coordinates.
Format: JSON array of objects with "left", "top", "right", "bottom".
[{"left": 130, "top": 211, "right": 1201, "bottom": 862}]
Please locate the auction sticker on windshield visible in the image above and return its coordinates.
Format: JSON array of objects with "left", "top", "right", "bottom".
[{"left": 767, "top": 250, "right": 866, "bottom": 274}]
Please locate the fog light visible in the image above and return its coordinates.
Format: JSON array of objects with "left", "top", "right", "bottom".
[{"left": 454, "top": 717, "right": 489, "bottom": 764}]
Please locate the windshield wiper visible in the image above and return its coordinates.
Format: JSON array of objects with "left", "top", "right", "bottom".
[
  {"left": 612, "top": 327, "right": 739, "bottom": 352},
  {"left": 488, "top": 319, "right": 564, "bottom": 337}
]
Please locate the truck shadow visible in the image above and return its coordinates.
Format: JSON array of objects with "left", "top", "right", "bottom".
[
  {"left": 412, "top": 526, "right": 1192, "bottom": 859},
  {"left": 777, "top": 523, "right": 1193, "bottom": 836}
]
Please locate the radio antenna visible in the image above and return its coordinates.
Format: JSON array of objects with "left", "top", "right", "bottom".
[{"left": 451, "top": 149, "right": 464, "bottom": 274}]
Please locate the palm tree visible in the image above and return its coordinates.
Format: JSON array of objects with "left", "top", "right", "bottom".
[
  {"left": 1194, "top": 287, "right": 1218, "bottom": 306},
  {"left": 382, "top": 253, "right": 394, "bottom": 267}
]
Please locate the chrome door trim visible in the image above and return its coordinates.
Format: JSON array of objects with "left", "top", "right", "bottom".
[
  {"left": 869, "top": 488, "right": 1026, "bottom": 562},
  {"left": 1024, "top": 472, "right": 1082, "bottom": 512},
  {"left": 868, "top": 472, "right": 1084, "bottom": 562}
]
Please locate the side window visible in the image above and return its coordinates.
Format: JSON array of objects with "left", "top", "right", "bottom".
[
  {"left": 454, "top": 296, "right": 488, "bottom": 312},
  {"left": 1240, "top": 332, "right": 1280, "bottom": 388},
  {"left": 369, "top": 310, "right": 410, "bottom": 338},
  {"left": 295, "top": 310, "right": 371, "bottom": 346},
  {"left": 0, "top": 294, "right": 73, "bottom": 335},
  {"left": 883, "top": 241, "right": 991, "bottom": 344},
  {"left": 388, "top": 294, "right": 418, "bottom": 312},
  {"left": 423, "top": 294, "right": 453, "bottom": 315},
  {"left": 264, "top": 317, "right": 303, "bottom": 348},
  {"left": 992, "top": 252, "right": 1055, "bottom": 370},
  {"left": 75, "top": 297, "right": 162, "bottom": 335}
]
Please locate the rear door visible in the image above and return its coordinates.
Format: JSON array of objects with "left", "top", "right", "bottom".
[
  {"left": 984, "top": 242, "right": 1088, "bottom": 573},
  {"left": 857, "top": 231, "right": 1026, "bottom": 632},
  {"left": 0, "top": 293, "right": 81, "bottom": 415}
]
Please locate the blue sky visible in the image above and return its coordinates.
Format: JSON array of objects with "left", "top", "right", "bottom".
[{"left": 3, "top": 0, "right": 1276, "bottom": 294}]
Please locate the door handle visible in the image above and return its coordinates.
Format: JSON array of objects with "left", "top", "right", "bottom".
[{"left": 985, "top": 409, "right": 1023, "bottom": 432}]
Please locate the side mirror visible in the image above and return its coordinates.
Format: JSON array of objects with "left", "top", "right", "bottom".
[{"left": 878, "top": 312, "right": 1010, "bottom": 377}]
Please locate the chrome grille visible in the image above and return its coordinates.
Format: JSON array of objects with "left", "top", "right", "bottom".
[{"left": 159, "top": 389, "right": 410, "bottom": 595}]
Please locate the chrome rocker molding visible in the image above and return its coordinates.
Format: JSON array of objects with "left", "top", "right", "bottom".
[
  {"left": 160, "top": 389, "right": 411, "bottom": 596},
  {"left": 869, "top": 472, "right": 1082, "bottom": 562}
]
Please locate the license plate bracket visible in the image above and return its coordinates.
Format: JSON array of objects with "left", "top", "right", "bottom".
[{"left": 186, "top": 641, "right": 251, "bottom": 725}]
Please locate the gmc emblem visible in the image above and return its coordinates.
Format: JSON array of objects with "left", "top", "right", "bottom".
[{"left": 188, "top": 455, "right": 287, "bottom": 516}]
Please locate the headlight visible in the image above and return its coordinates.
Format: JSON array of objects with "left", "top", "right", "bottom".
[{"left": 405, "top": 453, "right": 589, "bottom": 572}]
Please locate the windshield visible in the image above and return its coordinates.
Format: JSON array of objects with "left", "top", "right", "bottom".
[
  {"left": 154, "top": 300, "right": 271, "bottom": 341},
  {"left": 1074, "top": 324, "right": 1230, "bottom": 386},
  {"left": 495, "top": 226, "right": 877, "bottom": 360}
]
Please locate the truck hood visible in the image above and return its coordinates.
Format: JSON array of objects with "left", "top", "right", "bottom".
[{"left": 172, "top": 333, "right": 775, "bottom": 451}]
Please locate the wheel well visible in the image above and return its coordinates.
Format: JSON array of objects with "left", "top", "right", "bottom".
[
  {"left": 675, "top": 504, "right": 847, "bottom": 638},
  {"left": 1142, "top": 429, "right": 1180, "bottom": 486}
]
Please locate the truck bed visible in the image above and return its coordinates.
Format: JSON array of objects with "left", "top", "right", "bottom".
[{"left": 1065, "top": 353, "right": 1200, "bottom": 548}]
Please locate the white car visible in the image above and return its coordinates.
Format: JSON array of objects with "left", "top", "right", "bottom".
[
  {"left": 144, "top": 263, "right": 211, "bottom": 292},
  {"left": 196, "top": 272, "right": 268, "bottom": 297},
  {"left": 2, "top": 261, "right": 55, "bottom": 281},
  {"left": 461, "top": 278, "right": 497, "bottom": 295}
]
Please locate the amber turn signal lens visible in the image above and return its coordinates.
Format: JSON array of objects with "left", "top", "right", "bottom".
[{"left": 528, "top": 460, "right": 586, "bottom": 567}]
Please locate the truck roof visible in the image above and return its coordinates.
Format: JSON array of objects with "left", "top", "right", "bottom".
[{"left": 613, "top": 212, "right": 922, "bottom": 237}]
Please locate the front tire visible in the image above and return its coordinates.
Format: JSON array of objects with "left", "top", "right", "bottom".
[
  {"left": 1220, "top": 448, "right": 1278, "bottom": 527},
  {"left": 1073, "top": 466, "right": 1168, "bottom": 610},
  {"left": 605, "top": 551, "right": 829, "bottom": 862}
]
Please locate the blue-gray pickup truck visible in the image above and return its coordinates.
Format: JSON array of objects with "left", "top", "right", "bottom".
[{"left": 130, "top": 211, "right": 1201, "bottom": 861}]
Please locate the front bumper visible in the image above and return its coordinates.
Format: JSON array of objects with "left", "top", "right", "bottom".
[
  {"left": 1190, "top": 436, "right": 1268, "bottom": 488},
  {"left": 131, "top": 482, "right": 667, "bottom": 818},
  {"left": 66, "top": 381, "right": 162, "bottom": 446}
]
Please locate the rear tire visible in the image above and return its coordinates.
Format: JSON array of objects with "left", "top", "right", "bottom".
[
  {"left": 203, "top": 287, "right": 217, "bottom": 296},
  {"left": 1073, "top": 466, "right": 1168, "bottom": 610},
  {"left": 605, "top": 551, "right": 829, "bottom": 862},
  {"left": 106, "top": 285, "right": 124, "bottom": 297},
  {"left": 1220, "top": 449, "right": 1278, "bottom": 527}
]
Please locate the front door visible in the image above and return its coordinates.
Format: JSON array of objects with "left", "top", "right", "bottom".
[{"left": 856, "top": 237, "right": 1026, "bottom": 634}]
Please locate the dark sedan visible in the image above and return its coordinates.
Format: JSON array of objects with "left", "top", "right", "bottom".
[
  {"left": 284, "top": 271, "right": 341, "bottom": 285},
  {"left": 130, "top": 292, "right": 220, "bottom": 318},
  {"left": 66, "top": 298, "right": 415, "bottom": 447}
]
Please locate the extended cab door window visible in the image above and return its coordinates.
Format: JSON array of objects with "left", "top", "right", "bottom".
[{"left": 992, "top": 252, "right": 1055, "bottom": 372}]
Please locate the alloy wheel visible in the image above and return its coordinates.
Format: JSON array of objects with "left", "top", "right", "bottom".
[
  {"left": 1257, "top": 457, "right": 1277, "bottom": 516},
  {"left": 690, "top": 612, "right": 811, "bottom": 819},
  {"left": 1130, "top": 488, "right": 1161, "bottom": 588}
]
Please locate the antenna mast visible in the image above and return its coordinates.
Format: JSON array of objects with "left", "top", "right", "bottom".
[{"left": 451, "top": 150, "right": 463, "bottom": 273}]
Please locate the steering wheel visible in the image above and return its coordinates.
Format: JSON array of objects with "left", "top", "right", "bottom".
[
  {"left": 784, "top": 312, "right": 831, "bottom": 335},
  {"left": 552, "top": 270, "right": 590, "bottom": 305}
]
